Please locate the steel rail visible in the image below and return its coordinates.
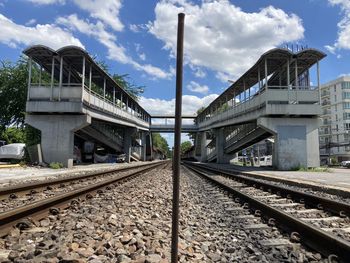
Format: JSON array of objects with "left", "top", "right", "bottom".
[
  {"left": 0, "top": 161, "right": 163, "bottom": 199},
  {"left": 0, "top": 162, "right": 166, "bottom": 237},
  {"left": 186, "top": 162, "right": 350, "bottom": 216},
  {"left": 184, "top": 163, "right": 350, "bottom": 262}
]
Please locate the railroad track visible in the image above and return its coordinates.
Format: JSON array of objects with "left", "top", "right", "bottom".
[
  {"left": 0, "top": 161, "right": 167, "bottom": 237},
  {"left": 184, "top": 162, "right": 350, "bottom": 262},
  {"left": 0, "top": 161, "right": 165, "bottom": 213}
]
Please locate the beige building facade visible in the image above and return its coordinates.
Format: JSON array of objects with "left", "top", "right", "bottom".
[{"left": 319, "top": 76, "right": 350, "bottom": 164}]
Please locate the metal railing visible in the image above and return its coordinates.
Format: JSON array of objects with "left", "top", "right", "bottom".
[
  {"left": 27, "top": 84, "right": 150, "bottom": 126},
  {"left": 198, "top": 87, "right": 320, "bottom": 127}
]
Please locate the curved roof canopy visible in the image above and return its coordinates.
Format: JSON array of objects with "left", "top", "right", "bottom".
[
  {"left": 23, "top": 45, "right": 146, "bottom": 114},
  {"left": 198, "top": 48, "right": 326, "bottom": 118}
]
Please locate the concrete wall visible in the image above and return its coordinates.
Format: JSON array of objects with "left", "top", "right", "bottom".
[
  {"left": 258, "top": 117, "right": 320, "bottom": 170},
  {"left": 26, "top": 114, "right": 91, "bottom": 168},
  {"left": 215, "top": 128, "right": 232, "bottom": 164}
]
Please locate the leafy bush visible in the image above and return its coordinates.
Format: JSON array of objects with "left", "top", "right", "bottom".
[{"left": 49, "top": 162, "right": 63, "bottom": 169}]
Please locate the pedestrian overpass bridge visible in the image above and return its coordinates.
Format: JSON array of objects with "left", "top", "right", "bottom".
[{"left": 24, "top": 45, "right": 325, "bottom": 170}]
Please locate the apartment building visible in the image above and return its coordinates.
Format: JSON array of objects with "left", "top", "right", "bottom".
[{"left": 319, "top": 76, "right": 350, "bottom": 165}]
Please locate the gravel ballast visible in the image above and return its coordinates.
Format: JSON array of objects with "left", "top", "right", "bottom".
[{"left": 0, "top": 164, "right": 329, "bottom": 262}]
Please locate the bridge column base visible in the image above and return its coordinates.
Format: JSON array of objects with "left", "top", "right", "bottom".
[
  {"left": 26, "top": 114, "right": 91, "bottom": 168},
  {"left": 123, "top": 128, "right": 134, "bottom": 163},
  {"left": 200, "top": 131, "right": 210, "bottom": 162},
  {"left": 215, "top": 128, "right": 232, "bottom": 164},
  {"left": 258, "top": 117, "right": 320, "bottom": 170},
  {"left": 141, "top": 131, "right": 147, "bottom": 161}
]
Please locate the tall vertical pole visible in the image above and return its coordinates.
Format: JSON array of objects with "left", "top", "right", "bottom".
[
  {"left": 264, "top": 58, "right": 268, "bottom": 90},
  {"left": 126, "top": 97, "right": 128, "bottom": 113},
  {"left": 171, "top": 13, "right": 185, "bottom": 263},
  {"left": 27, "top": 58, "right": 32, "bottom": 101},
  {"left": 50, "top": 57, "right": 55, "bottom": 101},
  {"left": 82, "top": 56, "right": 86, "bottom": 103},
  {"left": 68, "top": 66, "right": 71, "bottom": 86},
  {"left": 89, "top": 65, "right": 92, "bottom": 104},
  {"left": 82, "top": 56, "right": 85, "bottom": 89},
  {"left": 258, "top": 66, "right": 261, "bottom": 95},
  {"left": 113, "top": 87, "right": 115, "bottom": 107},
  {"left": 287, "top": 58, "right": 290, "bottom": 88},
  {"left": 39, "top": 65, "right": 42, "bottom": 88},
  {"left": 317, "top": 61, "right": 321, "bottom": 104},
  {"left": 59, "top": 56, "right": 63, "bottom": 101},
  {"left": 103, "top": 77, "right": 106, "bottom": 110},
  {"left": 295, "top": 59, "right": 298, "bottom": 89}
]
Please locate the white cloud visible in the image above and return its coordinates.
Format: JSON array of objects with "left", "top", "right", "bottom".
[
  {"left": 129, "top": 24, "right": 140, "bottom": 33},
  {"left": 28, "top": 0, "right": 65, "bottom": 4},
  {"left": 140, "top": 94, "right": 218, "bottom": 116},
  {"left": 57, "top": 14, "right": 172, "bottom": 79},
  {"left": 327, "top": 0, "right": 350, "bottom": 52},
  {"left": 135, "top": 43, "right": 146, "bottom": 61},
  {"left": 25, "top": 0, "right": 123, "bottom": 31},
  {"left": 148, "top": 0, "right": 304, "bottom": 81},
  {"left": 0, "top": 14, "right": 83, "bottom": 49},
  {"left": 139, "top": 53, "right": 146, "bottom": 61},
  {"left": 73, "top": 0, "right": 123, "bottom": 32},
  {"left": 186, "top": 80, "right": 209, "bottom": 94},
  {"left": 25, "top": 18, "right": 37, "bottom": 26}
]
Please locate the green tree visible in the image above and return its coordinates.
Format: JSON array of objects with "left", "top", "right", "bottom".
[
  {"left": 95, "top": 59, "right": 145, "bottom": 100},
  {"left": 180, "top": 141, "right": 193, "bottom": 154},
  {"left": 0, "top": 58, "right": 28, "bottom": 134},
  {"left": 152, "top": 133, "right": 170, "bottom": 157},
  {"left": 188, "top": 106, "right": 206, "bottom": 142},
  {"left": 1, "top": 127, "right": 25, "bottom": 144},
  {"left": 112, "top": 74, "right": 144, "bottom": 101}
]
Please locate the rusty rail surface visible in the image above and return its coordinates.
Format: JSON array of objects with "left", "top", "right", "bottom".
[
  {"left": 0, "top": 161, "right": 163, "bottom": 199},
  {"left": 184, "top": 163, "right": 350, "bottom": 263},
  {"left": 0, "top": 161, "right": 166, "bottom": 237}
]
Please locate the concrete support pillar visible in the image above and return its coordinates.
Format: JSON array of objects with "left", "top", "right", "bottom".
[
  {"left": 147, "top": 133, "right": 153, "bottom": 161},
  {"left": 26, "top": 114, "right": 91, "bottom": 168},
  {"left": 257, "top": 117, "right": 320, "bottom": 170},
  {"left": 215, "top": 128, "right": 231, "bottom": 164},
  {"left": 141, "top": 131, "right": 147, "bottom": 161},
  {"left": 200, "top": 131, "right": 208, "bottom": 162},
  {"left": 123, "top": 128, "right": 135, "bottom": 163},
  {"left": 194, "top": 133, "right": 201, "bottom": 159}
]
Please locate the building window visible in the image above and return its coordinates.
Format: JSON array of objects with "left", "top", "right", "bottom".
[
  {"left": 342, "top": 82, "right": 350, "bottom": 89},
  {"left": 343, "top": 92, "right": 350, "bottom": 99},
  {"left": 334, "top": 85, "right": 337, "bottom": 92},
  {"left": 345, "top": 123, "right": 350, "bottom": 130},
  {"left": 344, "top": 113, "right": 350, "bottom": 120},
  {"left": 344, "top": 102, "right": 350, "bottom": 109}
]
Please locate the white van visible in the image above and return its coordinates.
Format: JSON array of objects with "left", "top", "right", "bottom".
[{"left": 259, "top": 155, "right": 272, "bottom": 166}]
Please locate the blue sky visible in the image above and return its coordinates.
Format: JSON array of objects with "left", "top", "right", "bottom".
[{"left": 1, "top": 0, "right": 350, "bottom": 145}]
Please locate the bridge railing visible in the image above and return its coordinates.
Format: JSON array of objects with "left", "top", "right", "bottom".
[
  {"left": 82, "top": 88, "right": 149, "bottom": 126},
  {"left": 27, "top": 84, "right": 149, "bottom": 126},
  {"left": 198, "top": 87, "right": 320, "bottom": 127},
  {"left": 28, "top": 84, "right": 82, "bottom": 101}
]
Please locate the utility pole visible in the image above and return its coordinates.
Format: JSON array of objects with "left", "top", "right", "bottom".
[{"left": 171, "top": 13, "right": 185, "bottom": 263}]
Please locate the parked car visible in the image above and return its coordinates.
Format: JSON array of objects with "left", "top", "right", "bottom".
[
  {"left": 0, "top": 143, "right": 25, "bottom": 160},
  {"left": 341, "top": 160, "right": 350, "bottom": 168}
]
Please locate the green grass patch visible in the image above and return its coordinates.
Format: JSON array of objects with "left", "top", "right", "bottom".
[
  {"left": 290, "top": 166, "right": 330, "bottom": 172},
  {"left": 49, "top": 162, "right": 63, "bottom": 169}
]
